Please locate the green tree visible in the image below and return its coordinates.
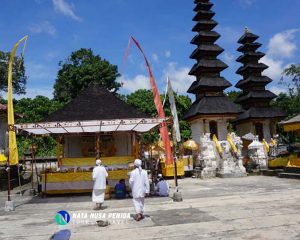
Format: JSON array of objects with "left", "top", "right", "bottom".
[
  {"left": 272, "top": 64, "right": 300, "bottom": 117},
  {"left": 14, "top": 96, "right": 64, "bottom": 157},
  {"left": 53, "top": 48, "right": 121, "bottom": 103},
  {"left": 226, "top": 90, "right": 241, "bottom": 102},
  {"left": 0, "top": 51, "right": 27, "bottom": 95},
  {"left": 126, "top": 89, "right": 192, "bottom": 144}
]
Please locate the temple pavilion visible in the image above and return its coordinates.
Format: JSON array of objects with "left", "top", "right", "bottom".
[
  {"left": 234, "top": 30, "right": 287, "bottom": 141},
  {"left": 15, "top": 83, "right": 167, "bottom": 194},
  {"left": 183, "top": 0, "right": 241, "bottom": 141}
]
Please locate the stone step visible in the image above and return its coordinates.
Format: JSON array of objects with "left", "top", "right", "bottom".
[
  {"left": 262, "top": 169, "right": 284, "bottom": 177},
  {"left": 285, "top": 167, "right": 300, "bottom": 174},
  {"left": 278, "top": 172, "right": 300, "bottom": 179}
]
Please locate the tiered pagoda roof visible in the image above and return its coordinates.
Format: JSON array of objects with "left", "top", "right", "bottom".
[
  {"left": 235, "top": 30, "right": 287, "bottom": 122},
  {"left": 184, "top": 0, "right": 241, "bottom": 120}
]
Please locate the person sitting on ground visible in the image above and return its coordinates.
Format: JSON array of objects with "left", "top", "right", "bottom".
[
  {"left": 115, "top": 179, "right": 126, "bottom": 199},
  {"left": 155, "top": 174, "right": 169, "bottom": 197}
]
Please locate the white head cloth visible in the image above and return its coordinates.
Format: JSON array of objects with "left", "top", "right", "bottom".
[
  {"left": 96, "top": 159, "right": 101, "bottom": 166},
  {"left": 134, "top": 159, "right": 142, "bottom": 172}
]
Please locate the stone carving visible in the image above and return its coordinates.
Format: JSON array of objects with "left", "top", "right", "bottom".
[
  {"left": 248, "top": 136, "right": 268, "bottom": 170},
  {"left": 199, "top": 133, "right": 219, "bottom": 179},
  {"left": 216, "top": 133, "right": 247, "bottom": 178}
]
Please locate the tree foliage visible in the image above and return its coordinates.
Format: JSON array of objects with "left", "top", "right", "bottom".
[
  {"left": 53, "top": 48, "right": 121, "bottom": 103},
  {"left": 126, "top": 89, "right": 192, "bottom": 144},
  {"left": 2, "top": 96, "right": 64, "bottom": 157},
  {"left": 0, "top": 51, "right": 27, "bottom": 95},
  {"left": 272, "top": 64, "right": 300, "bottom": 117},
  {"left": 226, "top": 90, "right": 241, "bottom": 102}
]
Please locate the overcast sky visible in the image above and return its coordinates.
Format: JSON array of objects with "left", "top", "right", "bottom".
[{"left": 0, "top": 0, "right": 299, "bottom": 99}]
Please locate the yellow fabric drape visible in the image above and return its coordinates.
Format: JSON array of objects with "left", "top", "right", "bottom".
[
  {"left": 227, "top": 134, "right": 237, "bottom": 154},
  {"left": 0, "top": 154, "right": 7, "bottom": 162},
  {"left": 213, "top": 134, "right": 222, "bottom": 154},
  {"left": 262, "top": 139, "right": 270, "bottom": 153},
  {"left": 271, "top": 138, "right": 277, "bottom": 146},
  {"left": 7, "top": 36, "right": 28, "bottom": 165}
]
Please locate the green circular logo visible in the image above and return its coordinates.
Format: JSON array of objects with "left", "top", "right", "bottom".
[{"left": 55, "top": 210, "right": 71, "bottom": 225}]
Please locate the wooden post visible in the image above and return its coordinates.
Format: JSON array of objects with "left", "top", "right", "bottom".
[
  {"left": 96, "top": 133, "right": 100, "bottom": 158},
  {"left": 131, "top": 132, "right": 135, "bottom": 157},
  {"left": 135, "top": 133, "right": 139, "bottom": 159},
  {"left": 57, "top": 136, "right": 61, "bottom": 167}
]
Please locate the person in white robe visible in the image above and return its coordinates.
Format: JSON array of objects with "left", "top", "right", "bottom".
[
  {"left": 92, "top": 159, "right": 108, "bottom": 210},
  {"left": 155, "top": 174, "right": 169, "bottom": 197},
  {"left": 129, "top": 159, "right": 150, "bottom": 221}
]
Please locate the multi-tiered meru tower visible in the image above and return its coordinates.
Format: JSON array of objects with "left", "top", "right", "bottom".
[
  {"left": 183, "top": 0, "right": 241, "bottom": 141},
  {"left": 234, "top": 30, "right": 287, "bottom": 141}
]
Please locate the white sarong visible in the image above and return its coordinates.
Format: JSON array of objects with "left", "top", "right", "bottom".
[
  {"left": 92, "top": 189, "right": 105, "bottom": 203},
  {"left": 132, "top": 197, "right": 145, "bottom": 214}
]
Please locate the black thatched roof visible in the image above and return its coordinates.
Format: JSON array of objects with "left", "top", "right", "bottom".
[
  {"left": 235, "top": 30, "right": 287, "bottom": 120},
  {"left": 235, "top": 107, "right": 287, "bottom": 122},
  {"left": 193, "top": 10, "right": 215, "bottom": 21},
  {"left": 183, "top": 96, "right": 242, "bottom": 120},
  {"left": 236, "top": 52, "right": 265, "bottom": 63},
  {"left": 235, "top": 76, "right": 272, "bottom": 89},
  {"left": 192, "top": 19, "right": 218, "bottom": 32},
  {"left": 235, "top": 90, "right": 277, "bottom": 103},
  {"left": 238, "top": 32, "right": 259, "bottom": 44},
  {"left": 237, "top": 42, "right": 262, "bottom": 53},
  {"left": 188, "top": 77, "right": 231, "bottom": 93},
  {"left": 194, "top": 2, "right": 213, "bottom": 12},
  {"left": 191, "top": 31, "right": 220, "bottom": 45},
  {"left": 189, "top": 59, "right": 228, "bottom": 76},
  {"left": 44, "top": 84, "right": 148, "bottom": 122},
  {"left": 236, "top": 63, "right": 268, "bottom": 75},
  {"left": 190, "top": 44, "right": 224, "bottom": 59}
]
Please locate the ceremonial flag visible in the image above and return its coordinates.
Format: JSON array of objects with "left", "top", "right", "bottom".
[
  {"left": 7, "top": 36, "right": 28, "bottom": 165},
  {"left": 124, "top": 36, "right": 173, "bottom": 165},
  {"left": 166, "top": 77, "right": 181, "bottom": 143}
]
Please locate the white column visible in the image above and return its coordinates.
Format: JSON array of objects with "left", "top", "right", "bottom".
[
  {"left": 217, "top": 119, "right": 228, "bottom": 141},
  {"left": 263, "top": 120, "right": 271, "bottom": 141},
  {"left": 190, "top": 119, "right": 204, "bottom": 144}
]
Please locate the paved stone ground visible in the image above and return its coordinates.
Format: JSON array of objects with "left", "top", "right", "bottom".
[{"left": 0, "top": 176, "right": 300, "bottom": 240}]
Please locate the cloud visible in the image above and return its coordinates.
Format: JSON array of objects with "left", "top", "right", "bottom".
[
  {"left": 238, "top": 0, "right": 256, "bottom": 7},
  {"left": 162, "top": 62, "right": 195, "bottom": 94},
  {"left": 261, "top": 29, "right": 298, "bottom": 80},
  {"left": 267, "top": 85, "right": 288, "bottom": 95},
  {"left": 260, "top": 56, "right": 284, "bottom": 80},
  {"left": 222, "top": 52, "right": 235, "bottom": 65},
  {"left": 28, "top": 21, "right": 56, "bottom": 36},
  {"left": 267, "top": 29, "right": 298, "bottom": 59},
  {"left": 152, "top": 53, "right": 159, "bottom": 63},
  {"left": 15, "top": 87, "right": 54, "bottom": 100},
  {"left": 52, "top": 0, "right": 81, "bottom": 21},
  {"left": 165, "top": 50, "right": 171, "bottom": 58},
  {"left": 118, "top": 75, "right": 151, "bottom": 93}
]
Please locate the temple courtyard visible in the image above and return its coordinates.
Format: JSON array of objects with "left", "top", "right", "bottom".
[{"left": 0, "top": 176, "right": 300, "bottom": 240}]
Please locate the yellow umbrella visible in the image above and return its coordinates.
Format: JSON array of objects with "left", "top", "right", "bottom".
[
  {"left": 280, "top": 114, "right": 300, "bottom": 133},
  {"left": 182, "top": 140, "right": 199, "bottom": 151}
]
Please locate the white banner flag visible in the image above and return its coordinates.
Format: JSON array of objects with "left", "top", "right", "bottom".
[{"left": 167, "top": 77, "right": 181, "bottom": 143}]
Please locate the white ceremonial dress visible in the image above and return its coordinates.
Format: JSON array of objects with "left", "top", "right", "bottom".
[
  {"left": 92, "top": 166, "right": 108, "bottom": 203},
  {"left": 129, "top": 168, "right": 150, "bottom": 214}
]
